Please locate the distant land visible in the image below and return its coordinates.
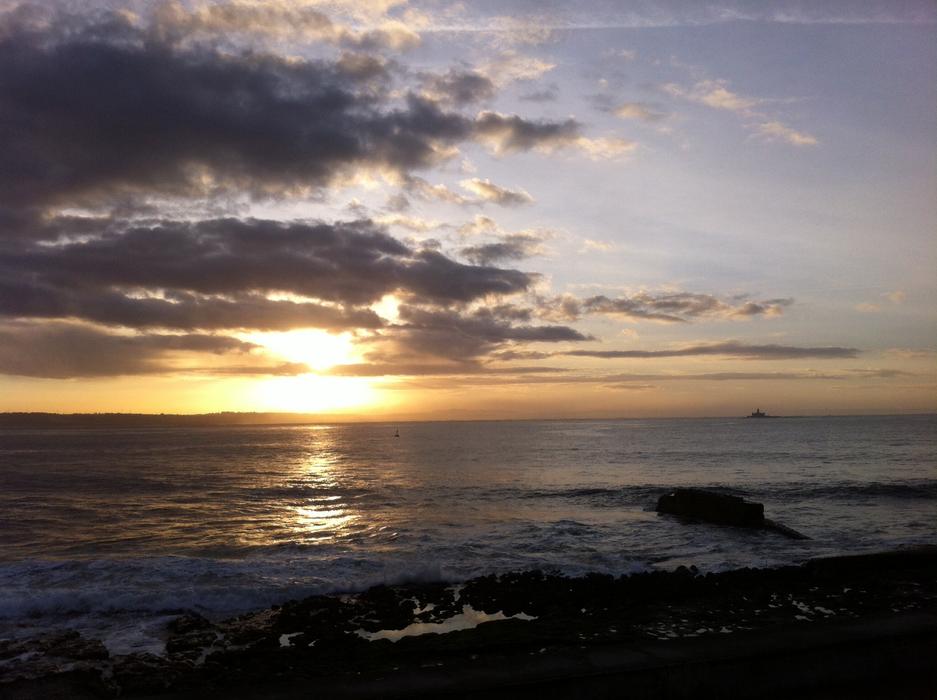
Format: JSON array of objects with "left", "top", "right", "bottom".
[
  {"left": 0, "top": 412, "right": 344, "bottom": 428},
  {"left": 0, "top": 411, "right": 933, "bottom": 429}
]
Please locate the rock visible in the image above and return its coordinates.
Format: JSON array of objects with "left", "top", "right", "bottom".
[
  {"left": 0, "top": 631, "right": 108, "bottom": 664},
  {"left": 657, "top": 489, "right": 765, "bottom": 527},
  {"left": 165, "top": 630, "right": 218, "bottom": 656},
  {"left": 110, "top": 652, "right": 189, "bottom": 695},
  {"left": 167, "top": 612, "right": 213, "bottom": 636},
  {"left": 356, "top": 585, "right": 416, "bottom": 632}
]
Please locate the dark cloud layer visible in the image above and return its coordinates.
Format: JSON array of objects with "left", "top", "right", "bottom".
[
  {"left": 421, "top": 68, "right": 496, "bottom": 105},
  {"left": 0, "top": 217, "right": 538, "bottom": 331},
  {"left": 0, "top": 11, "right": 589, "bottom": 216},
  {"left": 327, "top": 362, "right": 570, "bottom": 377},
  {"left": 462, "top": 232, "right": 545, "bottom": 265},
  {"left": 372, "top": 367, "right": 907, "bottom": 390},
  {"left": 0, "top": 323, "right": 284, "bottom": 378},
  {"left": 362, "top": 305, "right": 588, "bottom": 364},
  {"left": 544, "top": 292, "right": 793, "bottom": 323},
  {"left": 474, "top": 112, "right": 580, "bottom": 154},
  {"left": 566, "top": 341, "right": 859, "bottom": 360}
]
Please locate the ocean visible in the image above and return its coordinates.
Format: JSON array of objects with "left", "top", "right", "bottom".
[{"left": 1, "top": 415, "right": 935, "bottom": 655}]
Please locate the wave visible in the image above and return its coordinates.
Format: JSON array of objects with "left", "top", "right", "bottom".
[
  {"left": 481, "top": 480, "right": 937, "bottom": 505},
  {"left": 0, "top": 555, "right": 455, "bottom": 622},
  {"left": 755, "top": 480, "right": 937, "bottom": 500}
]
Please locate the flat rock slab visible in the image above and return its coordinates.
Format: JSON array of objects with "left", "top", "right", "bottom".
[
  {"left": 657, "top": 488, "right": 809, "bottom": 538},
  {"left": 656, "top": 488, "right": 765, "bottom": 527}
]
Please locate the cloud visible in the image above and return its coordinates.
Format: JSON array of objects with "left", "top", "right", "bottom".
[
  {"left": 374, "top": 214, "right": 441, "bottom": 232},
  {"left": 663, "top": 79, "right": 760, "bottom": 112},
  {"left": 328, "top": 362, "right": 569, "bottom": 377},
  {"left": 0, "top": 217, "right": 539, "bottom": 333},
  {"left": 0, "top": 322, "right": 289, "bottom": 378},
  {"left": 459, "top": 178, "right": 534, "bottom": 206},
  {"left": 614, "top": 102, "right": 667, "bottom": 122},
  {"left": 885, "top": 347, "right": 936, "bottom": 359},
  {"left": 363, "top": 304, "right": 588, "bottom": 363},
  {"left": 0, "top": 277, "right": 384, "bottom": 332},
  {"left": 457, "top": 215, "right": 500, "bottom": 237},
  {"left": 489, "top": 349, "right": 555, "bottom": 361},
  {"left": 384, "top": 192, "right": 411, "bottom": 212},
  {"left": 570, "top": 136, "right": 639, "bottom": 159},
  {"left": 519, "top": 85, "right": 559, "bottom": 102},
  {"left": 461, "top": 232, "right": 547, "bottom": 265},
  {"left": 884, "top": 290, "right": 906, "bottom": 304},
  {"left": 662, "top": 78, "right": 817, "bottom": 147},
  {"left": 542, "top": 292, "right": 793, "bottom": 322},
  {"left": 402, "top": 174, "right": 532, "bottom": 207},
  {"left": 401, "top": 4, "right": 935, "bottom": 35},
  {"left": 580, "top": 239, "right": 616, "bottom": 252},
  {"left": 479, "top": 50, "right": 556, "bottom": 85},
  {"left": 153, "top": 0, "right": 421, "bottom": 51},
  {"left": 420, "top": 68, "right": 496, "bottom": 105},
  {"left": 565, "top": 341, "right": 859, "bottom": 360},
  {"left": 0, "top": 12, "right": 588, "bottom": 215},
  {"left": 362, "top": 367, "right": 910, "bottom": 390},
  {"left": 473, "top": 111, "right": 581, "bottom": 154},
  {"left": 402, "top": 176, "right": 472, "bottom": 205},
  {"left": 856, "top": 290, "right": 907, "bottom": 313},
  {"left": 755, "top": 120, "right": 819, "bottom": 146}
]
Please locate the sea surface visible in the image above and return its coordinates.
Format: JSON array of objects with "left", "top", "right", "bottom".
[{"left": 1, "top": 415, "right": 935, "bottom": 654}]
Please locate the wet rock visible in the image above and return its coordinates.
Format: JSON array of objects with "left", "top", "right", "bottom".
[
  {"left": 167, "top": 612, "right": 213, "bottom": 636},
  {"left": 657, "top": 488, "right": 765, "bottom": 527},
  {"left": 44, "top": 632, "right": 108, "bottom": 662},
  {"left": 218, "top": 608, "right": 280, "bottom": 647},
  {"left": 356, "top": 585, "right": 416, "bottom": 632},
  {"left": 275, "top": 595, "right": 353, "bottom": 637},
  {"left": 164, "top": 613, "right": 222, "bottom": 658},
  {"left": 110, "top": 652, "right": 189, "bottom": 695},
  {"left": 165, "top": 630, "right": 218, "bottom": 656},
  {"left": 0, "top": 668, "right": 113, "bottom": 699},
  {"left": 0, "top": 631, "right": 108, "bottom": 665}
]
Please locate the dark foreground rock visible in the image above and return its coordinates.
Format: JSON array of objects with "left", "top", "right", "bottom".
[{"left": 2, "top": 547, "right": 935, "bottom": 699}]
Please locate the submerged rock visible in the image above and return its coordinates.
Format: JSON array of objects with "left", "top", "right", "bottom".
[{"left": 657, "top": 488, "right": 809, "bottom": 539}]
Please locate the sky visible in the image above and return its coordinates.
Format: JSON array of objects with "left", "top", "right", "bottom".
[{"left": 0, "top": 0, "right": 934, "bottom": 419}]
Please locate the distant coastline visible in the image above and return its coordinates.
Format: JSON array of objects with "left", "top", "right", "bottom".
[
  {"left": 0, "top": 411, "right": 934, "bottom": 429},
  {"left": 0, "top": 411, "right": 333, "bottom": 429}
]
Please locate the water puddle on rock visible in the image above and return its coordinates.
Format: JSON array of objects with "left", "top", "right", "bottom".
[{"left": 355, "top": 605, "right": 535, "bottom": 642}]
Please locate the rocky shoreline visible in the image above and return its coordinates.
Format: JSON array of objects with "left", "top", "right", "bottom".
[{"left": 2, "top": 547, "right": 935, "bottom": 699}]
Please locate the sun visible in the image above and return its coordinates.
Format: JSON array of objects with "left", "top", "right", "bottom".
[
  {"left": 244, "top": 329, "right": 355, "bottom": 372},
  {"left": 242, "top": 329, "right": 378, "bottom": 413}
]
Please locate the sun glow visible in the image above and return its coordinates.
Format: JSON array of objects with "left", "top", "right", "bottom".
[
  {"left": 250, "top": 374, "right": 377, "bottom": 413},
  {"left": 245, "top": 329, "right": 355, "bottom": 371},
  {"left": 242, "top": 330, "right": 377, "bottom": 413}
]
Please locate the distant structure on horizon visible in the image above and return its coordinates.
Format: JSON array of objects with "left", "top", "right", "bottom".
[{"left": 749, "top": 408, "right": 769, "bottom": 418}]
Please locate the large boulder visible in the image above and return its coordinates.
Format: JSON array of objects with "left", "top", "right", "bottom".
[{"left": 656, "top": 489, "right": 765, "bottom": 527}]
